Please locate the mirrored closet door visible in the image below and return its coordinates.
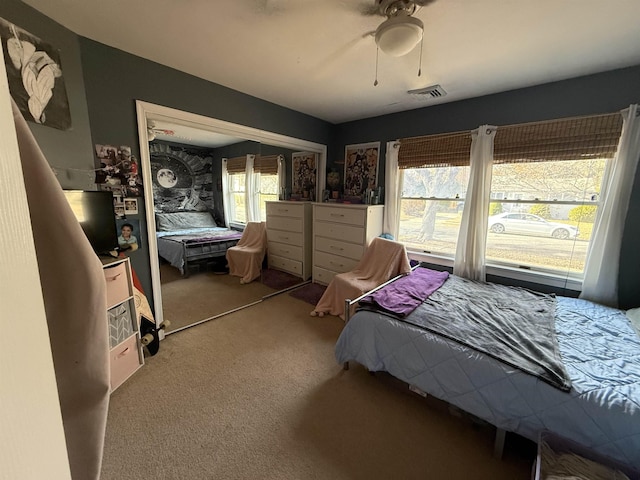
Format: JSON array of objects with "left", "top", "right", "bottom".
[{"left": 136, "top": 101, "right": 326, "bottom": 334}]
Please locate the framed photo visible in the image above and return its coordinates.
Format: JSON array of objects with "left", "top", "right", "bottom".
[
  {"left": 291, "top": 152, "right": 317, "bottom": 200},
  {"left": 124, "top": 197, "right": 138, "bottom": 215},
  {"left": 344, "top": 142, "right": 380, "bottom": 198},
  {"left": 0, "top": 17, "right": 71, "bottom": 130},
  {"left": 116, "top": 218, "right": 141, "bottom": 253}
]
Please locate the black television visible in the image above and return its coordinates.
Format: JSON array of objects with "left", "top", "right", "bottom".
[{"left": 63, "top": 190, "right": 119, "bottom": 255}]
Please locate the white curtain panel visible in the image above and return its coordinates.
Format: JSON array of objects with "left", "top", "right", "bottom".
[
  {"left": 581, "top": 104, "right": 640, "bottom": 307},
  {"left": 221, "top": 159, "right": 231, "bottom": 228},
  {"left": 383, "top": 141, "right": 401, "bottom": 239},
  {"left": 245, "top": 154, "right": 260, "bottom": 222},
  {"left": 278, "top": 154, "right": 286, "bottom": 197},
  {"left": 453, "top": 125, "right": 496, "bottom": 281}
]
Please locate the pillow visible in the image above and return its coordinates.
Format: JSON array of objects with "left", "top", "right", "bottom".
[
  {"left": 155, "top": 212, "right": 217, "bottom": 231},
  {"left": 627, "top": 308, "right": 640, "bottom": 338}
]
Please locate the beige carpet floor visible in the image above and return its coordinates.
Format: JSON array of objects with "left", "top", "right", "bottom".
[
  {"left": 159, "top": 263, "right": 280, "bottom": 333},
  {"left": 101, "top": 292, "right": 535, "bottom": 479}
]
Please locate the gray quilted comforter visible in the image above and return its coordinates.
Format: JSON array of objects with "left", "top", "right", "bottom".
[{"left": 385, "top": 275, "right": 571, "bottom": 391}]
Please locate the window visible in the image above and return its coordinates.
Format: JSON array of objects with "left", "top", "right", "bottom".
[
  {"left": 224, "top": 156, "right": 247, "bottom": 225},
  {"left": 398, "top": 165, "right": 469, "bottom": 257},
  {"left": 227, "top": 172, "right": 246, "bottom": 224},
  {"left": 224, "top": 154, "right": 283, "bottom": 224},
  {"left": 397, "top": 131, "right": 472, "bottom": 257},
  {"left": 395, "top": 112, "right": 623, "bottom": 283},
  {"left": 258, "top": 173, "right": 278, "bottom": 220},
  {"left": 486, "top": 159, "right": 606, "bottom": 275},
  {"left": 254, "top": 154, "right": 282, "bottom": 221}
]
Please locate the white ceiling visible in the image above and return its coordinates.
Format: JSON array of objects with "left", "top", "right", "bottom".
[{"left": 22, "top": 0, "right": 640, "bottom": 124}]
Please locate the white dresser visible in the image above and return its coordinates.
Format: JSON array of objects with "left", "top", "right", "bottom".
[
  {"left": 312, "top": 203, "right": 384, "bottom": 285},
  {"left": 265, "top": 201, "right": 312, "bottom": 280}
]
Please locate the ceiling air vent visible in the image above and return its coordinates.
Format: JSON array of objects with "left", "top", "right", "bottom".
[{"left": 407, "top": 84, "right": 447, "bottom": 100}]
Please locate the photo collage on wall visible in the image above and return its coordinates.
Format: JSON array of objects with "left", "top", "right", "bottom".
[
  {"left": 94, "top": 144, "right": 143, "bottom": 216},
  {"left": 343, "top": 142, "right": 380, "bottom": 200},
  {"left": 291, "top": 152, "right": 317, "bottom": 201}
]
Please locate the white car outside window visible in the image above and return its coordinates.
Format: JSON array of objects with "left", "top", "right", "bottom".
[{"left": 488, "top": 213, "right": 579, "bottom": 239}]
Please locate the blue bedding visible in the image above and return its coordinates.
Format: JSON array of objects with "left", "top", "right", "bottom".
[{"left": 335, "top": 295, "right": 640, "bottom": 468}]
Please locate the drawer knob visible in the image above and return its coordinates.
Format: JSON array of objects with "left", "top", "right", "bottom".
[
  {"left": 330, "top": 246, "right": 344, "bottom": 251},
  {"left": 117, "top": 347, "right": 130, "bottom": 358},
  {"left": 106, "top": 273, "right": 122, "bottom": 282},
  {"left": 330, "top": 213, "right": 345, "bottom": 217}
]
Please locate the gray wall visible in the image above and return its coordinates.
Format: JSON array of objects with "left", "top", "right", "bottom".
[
  {"left": 335, "top": 66, "right": 640, "bottom": 308},
  {"left": 1, "top": 0, "right": 95, "bottom": 189},
  {"left": 3, "top": 0, "right": 638, "bottom": 308},
  {"left": 78, "top": 38, "right": 335, "bottom": 302}
]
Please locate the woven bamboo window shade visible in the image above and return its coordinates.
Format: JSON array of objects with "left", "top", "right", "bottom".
[
  {"left": 225, "top": 156, "right": 246, "bottom": 174},
  {"left": 398, "top": 131, "right": 472, "bottom": 169},
  {"left": 493, "top": 113, "right": 623, "bottom": 164},
  {"left": 254, "top": 154, "right": 280, "bottom": 175}
]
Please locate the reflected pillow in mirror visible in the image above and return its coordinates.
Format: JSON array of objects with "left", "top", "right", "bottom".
[{"left": 156, "top": 212, "right": 217, "bottom": 231}]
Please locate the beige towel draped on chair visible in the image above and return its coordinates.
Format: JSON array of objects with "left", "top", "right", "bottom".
[
  {"left": 311, "top": 237, "right": 411, "bottom": 320},
  {"left": 226, "top": 221, "right": 268, "bottom": 284}
]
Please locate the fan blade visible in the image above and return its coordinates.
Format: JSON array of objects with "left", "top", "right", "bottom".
[{"left": 314, "top": 31, "right": 375, "bottom": 78}]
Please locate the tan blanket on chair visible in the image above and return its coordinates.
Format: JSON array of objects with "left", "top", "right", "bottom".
[
  {"left": 227, "top": 222, "right": 267, "bottom": 284},
  {"left": 311, "top": 237, "right": 411, "bottom": 319}
]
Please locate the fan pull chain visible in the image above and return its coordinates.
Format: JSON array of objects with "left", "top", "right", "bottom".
[
  {"left": 417, "top": 34, "right": 424, "bottom": 77},
  {"left": 374, "top": 45, "right": 379, "bottom": 86}
]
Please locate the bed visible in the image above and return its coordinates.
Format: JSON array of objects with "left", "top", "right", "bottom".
[
  {"left": 155, "top": 212, "right": 243, "bottom": 276},
  {"left": 335, "top": 266, "right": 640, "bottom": 470}
]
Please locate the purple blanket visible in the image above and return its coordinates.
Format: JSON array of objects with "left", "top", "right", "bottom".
[{"left": 360, "top": 267, "right": 449, "bottom": 317}]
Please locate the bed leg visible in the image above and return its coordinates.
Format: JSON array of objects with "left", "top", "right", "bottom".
[
  {"left": 343, "top": 361, "right": 349, "bottom": 370},
  {"left": 493, "top": 428, "right": 506, "bottom": 460}
]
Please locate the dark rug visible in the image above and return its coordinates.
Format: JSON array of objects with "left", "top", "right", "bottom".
[
  {"left": 289, "top": 283, "right": 326, "bottom": 306},
  {"left": 261, "top": 268, "right": 304, "bottom": 290}
]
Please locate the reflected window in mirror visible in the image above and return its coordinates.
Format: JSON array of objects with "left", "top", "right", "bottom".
[{"left": 256, "top": 154, "right": 283, "bottom": 221}]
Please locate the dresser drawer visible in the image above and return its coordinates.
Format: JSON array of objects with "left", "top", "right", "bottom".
[
  {"left": 315, "top": 206, "right": 366, "bottom": 226},
  {"left": 267, "top": 229, "right": 303, "bottom": 247},
  {"left": 313, "top": 266, "right": 337, "bottom": 286},
  {"left": 110, "top": 335, "right": 141, "bottom": 391},
  {"left": 314, "top": 251, "right": 359, "bottom": 274},
  {"left": 315, "top": 236, "right": 363, "bottom": 261},
  {"left": 104, "top": 262, "right": 130, "bottom": 308},
  {"left": 107, "top": 300, "right": 135, "bottom": 349},
  {"left": 266, "top": 202, "right": 305, "bottom": 219},
  {"left": 268, "top": 242, "right": 303, "bottom": 261},
  {"left": 269, "top": 255, "right": 302, "bottom": 277},
  {"left": 316, "top": 223, "right": 364, "bottom": 244},
  {"left": 267, "top": 216, "right": 303, "bottom": 233}
]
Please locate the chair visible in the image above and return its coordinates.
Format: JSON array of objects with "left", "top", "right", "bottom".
[
  {"left": 226, "top": 222, "right": 267, "bottom": 284},
  {"left": 310, "top": 237, "right": 411, "bottom": 320}
]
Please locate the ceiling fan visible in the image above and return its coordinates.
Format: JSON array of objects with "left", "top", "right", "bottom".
[
  {"left": 146, "top": 121, "right": 196, "bottom": 142},
  {"left": 365, "top": 0, "right": 435, "bottom": 57}
]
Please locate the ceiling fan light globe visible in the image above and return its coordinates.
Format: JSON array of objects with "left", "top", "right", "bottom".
[{"left": 375, "top": 14, "right": 423, "bottom": 57}]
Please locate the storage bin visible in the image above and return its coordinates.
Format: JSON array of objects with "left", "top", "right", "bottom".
[{"left": 533, "top": 431, "right": 640, "bottom": 480}]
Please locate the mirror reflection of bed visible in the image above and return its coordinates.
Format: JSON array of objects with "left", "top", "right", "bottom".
[{"left": 138, "top": 102, "right": 326, "bottom": 335}]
